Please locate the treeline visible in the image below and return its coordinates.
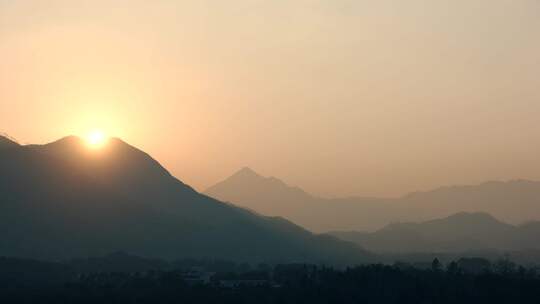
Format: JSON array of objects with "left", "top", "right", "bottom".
[{"left": 1, "top": 256, "right": 540, "bottom": 303}]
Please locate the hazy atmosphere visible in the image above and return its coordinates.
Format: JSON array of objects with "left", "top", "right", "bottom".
[
  {"left": 3, "top": 2, "right": 540, "bottom": 303},
  {"left": 2, "top": 0, "right": 540, "bottom": 198}
]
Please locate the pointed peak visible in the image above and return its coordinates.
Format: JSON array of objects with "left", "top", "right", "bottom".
[
  {"left": 223, "top": 167, "right": 309, "bottom": 193},
  {"left": 232, "top": 167, "right": 263, "bottom": 179}
]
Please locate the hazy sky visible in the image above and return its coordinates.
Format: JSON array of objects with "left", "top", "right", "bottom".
[{"left": 1, "top": 0, "right": 540, "bottom": 197}]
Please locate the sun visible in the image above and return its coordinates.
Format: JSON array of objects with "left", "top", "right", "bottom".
[{"left": 85, "top": 130, "right": 108, "bottom": 148}]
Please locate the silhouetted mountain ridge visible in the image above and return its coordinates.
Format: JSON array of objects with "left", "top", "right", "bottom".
[
  {"left": 0, "top": 135, "right": 19, "bottom": 150},
  {"left": 27, "top": 135, "right": 198, "bottom": 206},
  {"left": 206, "top": 168, "right": 540, "bottom": 232},
  {"left": 329, "top": 212, "right": 540, "bottom": 253},
  {"left": 206, "top": 167, "right": 313, "bottom": 218},
  {"left": 0, "top": 136, "right": 371, "bottom": 264}
]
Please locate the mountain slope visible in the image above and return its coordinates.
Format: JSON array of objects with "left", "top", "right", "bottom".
[
  {"left": 206, "top": 168, "right": 402, "bottom": 232},
  {"left": 206, "top": 168, "right": 540, "bottom": 232},
  {"left": 206, "top": 167, "right": 314, "bottom": 216},
  {"left": 0, "top": 134, "right": 19, "bottom": 150},
  {"left": 399, "top": 181, "right": 540, "bottom": 226},
  {"left": 329, "top": 212, "right": 540, "bottom": 253},
  {"left": 0, "top": 135, "right": 372, "bottom": 264}
]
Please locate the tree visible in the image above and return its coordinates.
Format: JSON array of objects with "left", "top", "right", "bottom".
[
  {"left": 446, "top": 261, "right": 459, "bottom": 275},
  {"left": 431, "top": 258, "right": 442, "bottom": 272},
  {"left": 494, "top": 255, "right": 516, "bottom": 275}
]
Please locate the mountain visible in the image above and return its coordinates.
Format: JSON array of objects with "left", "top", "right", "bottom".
[
  {"left": 0, "top": 135, "right": 372, "bottom": 264},
  {"left": 205, "top": 168, "right": 540, "bottom": 232},
  {"left": 205, "top": 168, "right": 401, "bottom": 232},
  {"left": 328, "top": 212, "right": 540, "bottom": 253},
  {"left": 0, "top": 134, "right": 19, "bottom": 150},
  {"left": 398, "top": 181, "right": 540, "bottom": 226},
  {"left": 206, "top": 167, "right": 313, "bottom": 216}
]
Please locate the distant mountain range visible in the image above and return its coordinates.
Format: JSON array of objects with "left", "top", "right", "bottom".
[
  {"left": 205, "top": 168, "right": 540, "bottom": 232},
  {"left": 0, "top": 135, "right": 371, "bottom": 264},
  {"left": 328, "top": 212, "right": 540, "bottom": 253}
]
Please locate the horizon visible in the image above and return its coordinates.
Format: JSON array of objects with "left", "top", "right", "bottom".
[
  {"left": 3, "top": 2, "right": 540, "bottom": 301},
  {"left": 2, "top": 0, "right": 540, "bottom": 198},
  {"left": 2, "top": 132, "right": 539, "bottom": 200}
]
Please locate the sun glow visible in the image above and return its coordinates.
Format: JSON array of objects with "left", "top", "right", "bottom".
[{"left": 85, "top": 130, "right": 108, "bottom": 148}]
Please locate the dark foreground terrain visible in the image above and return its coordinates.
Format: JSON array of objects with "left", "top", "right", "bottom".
[{"left": 1, "top": 255, "right": 540, "bottom": 304}]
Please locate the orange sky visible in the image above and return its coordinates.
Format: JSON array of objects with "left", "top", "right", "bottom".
[{"left": 1, "top": 0, "right": 540, "bottom": 197}]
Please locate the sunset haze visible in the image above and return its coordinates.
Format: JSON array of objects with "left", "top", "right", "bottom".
[{"left": 2, "top": 0, "right": 540, "bottom": 197}]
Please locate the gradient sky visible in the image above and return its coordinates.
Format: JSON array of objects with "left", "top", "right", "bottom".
[{"left": 1, "top": 0, "right": 540, "bottom": 197}]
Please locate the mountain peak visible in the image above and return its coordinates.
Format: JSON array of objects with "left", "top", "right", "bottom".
[
  {"left": 212, "top": 167, "right": 300, "bottom": 191},
  {"left": 24, "top": 135, "right": 187, "bottom": 193},
  {"left": 204, "top": 167, "right": 314, "bottom": 218},
  {"left": 35, "top": 135, "right": 141, "bottom": 157},
  {"left": 0, "top": 136, "right": 371, "bottom": 263},
  {"left": 232, "top": 167, "right": 262, "bottom": 179},
  {"left": 443, "top": 211, "right": 501, "bottom": 224},
  {"left": 381, "top": 212, "right": 509, "bottom": 232}
]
